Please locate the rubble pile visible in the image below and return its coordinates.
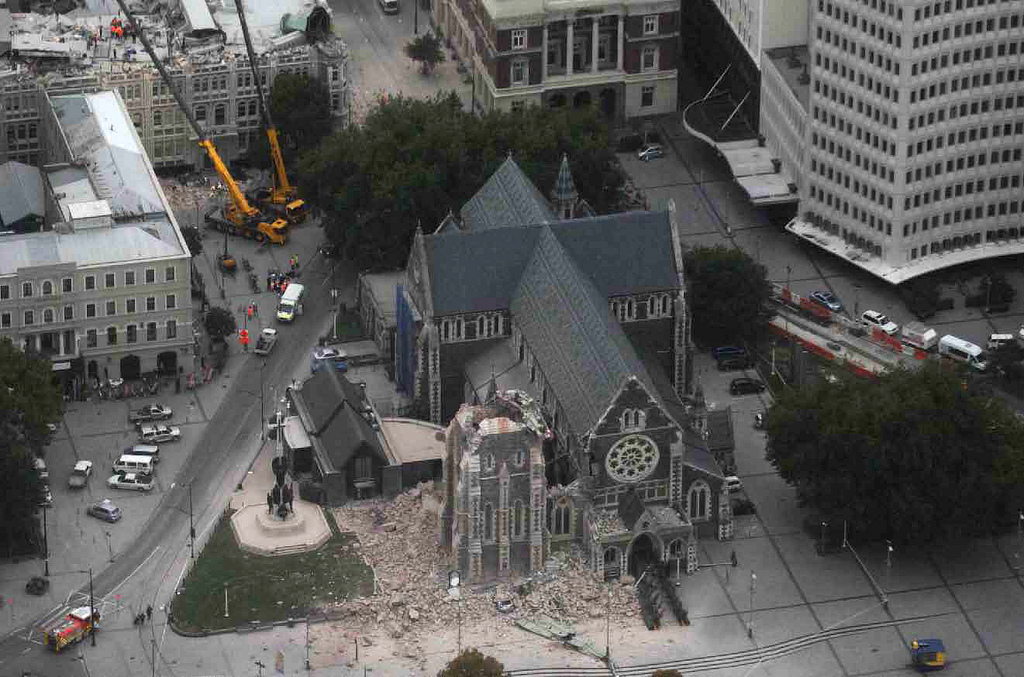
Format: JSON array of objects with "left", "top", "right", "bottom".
[
  {"left": 329, "top": 484, "right": 642, "bottom": 643},
  {"left": 158, "top": 175, "right": 226, "bottom": 211}
]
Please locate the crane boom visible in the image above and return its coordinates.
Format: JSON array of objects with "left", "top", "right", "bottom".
[
  {"left": 114, "top": 0, "right": 259, "bottom": 220},
  {"left": 234, "top": 0, "right": 294, "bottom": 199}
]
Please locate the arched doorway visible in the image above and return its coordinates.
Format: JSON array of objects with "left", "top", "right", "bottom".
[
  {"left": 549, "top": 93, "right": 566, "bottom": 108},
  {"left": 603, "top": 546, "right": 621, "bottom": 581},
  {"left": 599, "top": 88, "right": 616, "bottom": 118},
  {"left": 573, "top": 90, "right": 592, "bottom": 108},
  {"left": 157, "top": 351, "right": 178, "bottom": 376},
  {"left": 120, "top": 354, "right": 141, "bottom": 380},
  {"left": 88, "top": 360, "right": 98, "bottom": 381},
  {"left": 628, "top": 532, "right": 660, "bottom": 578}
]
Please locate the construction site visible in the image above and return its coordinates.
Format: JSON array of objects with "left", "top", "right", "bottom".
[{"left": 0, "top": 0, "right": 348, "bottom": 169}]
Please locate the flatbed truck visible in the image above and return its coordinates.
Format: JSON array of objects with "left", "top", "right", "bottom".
[{"left": 253, "top": 328, "right": 278, "bottom": 355}]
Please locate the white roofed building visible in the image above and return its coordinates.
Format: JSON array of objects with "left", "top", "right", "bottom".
[{"left": 0, "top": 89, "right": 193, "bottom": 389}]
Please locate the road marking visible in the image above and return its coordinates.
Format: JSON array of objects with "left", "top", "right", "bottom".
[{"left": 109, "top": 546, "right": 162, "bottom": 597}]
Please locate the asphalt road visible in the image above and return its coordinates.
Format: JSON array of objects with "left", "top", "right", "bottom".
[{"left": 0, "top": 222, "right": 344, "bottom": 675}]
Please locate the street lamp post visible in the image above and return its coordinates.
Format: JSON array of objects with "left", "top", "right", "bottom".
[
  {"left": 42, "top": 504, "right": 49, "bottom": 577},
  {"left": 414, "top": 0, "right": 419, "bottom": 34},
  {"left": 605, "top": 585, "right": 612, "bottom": 662},
  {"left": 188, "top": 482, "right": 195, "bottom": 560},
  {"left": 447, "top": 570, "right": 462, "bottom": 655},
  {"left": 89, "top": 567, "right": 96, "bottom": 646},
  {"left": 819, "top": 521, "right": 827, "bottom": 555},
  {"left": 747, "top": 572, "right": 756, "bottom": 638}
]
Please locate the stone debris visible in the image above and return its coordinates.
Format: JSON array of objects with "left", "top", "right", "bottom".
[{"left": 326, "top": 482, "right": 641, "bottom": 643}]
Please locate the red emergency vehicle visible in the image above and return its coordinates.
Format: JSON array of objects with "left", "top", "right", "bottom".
[{"left": 43, "top": 606, "right": 98, "bottom": 652}]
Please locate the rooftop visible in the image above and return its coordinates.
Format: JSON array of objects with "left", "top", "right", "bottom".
[{"left": 765, "top": 45, "right": 811, "bottom": 114}]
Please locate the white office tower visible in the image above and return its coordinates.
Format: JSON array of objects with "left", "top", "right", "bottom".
[{"left": 788, "top": 0, "right": 1024, "bottom": 283}]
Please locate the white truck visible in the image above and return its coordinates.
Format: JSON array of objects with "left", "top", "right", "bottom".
[
  {"left": 901, "top": 321, "right": 938, "bottom": 350},
  {"left": 253, "top": 328, "right": 278, "bottom": 355},
  {"left": 277, "top": 283, "right": 304, "bottom": 322}
]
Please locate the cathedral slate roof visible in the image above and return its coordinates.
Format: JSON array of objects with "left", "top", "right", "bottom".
[
  {"left": 510, "top": 227, "right": 660, "bottom": 434},
  {"left": 460, "top": 156, "right": 554, "bottom": 232},
  {"left": 423, "top": 211, "right": 678, "bottom": 317}
]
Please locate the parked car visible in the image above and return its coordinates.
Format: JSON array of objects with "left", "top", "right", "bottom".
[
  {"left": 68, "top": 460, "right": 93, "bottom": 489},
  {"left": 729, "top": 377, "right": 766, "bottom": 395},
  {"left": 87, "top": 498, "right": 122, "bottom": 522},
  {"left": 311, "top": 346, "right": 348, "bottom": 373},
  {"left": 39, "top": 483, "right": 52, "bottom": 507},
  {"left": 725, "top": 476, "right": 744, "bottom": 493},
  {"left": 637, "top": 144, "right": 665, "bottom": 161},
  {"left": 107, "top": 472, "right": 155, "bottom": 492},
  {"left": 810, "top": 290, "right": 843, "bottom": 312},
  {"left": 718, "top": 355, "right": 751, "bottom": 371},
  {"left": 861, "top": 310, "right": 899, "bottom": 335},
  {"left": 128, "top": 404, "right": 173, "bottom": 425},
  {"left": 712, "top": 346, "right": 746, "bottom": 360},
  {"left": 33, "top": 456, "right": 49, "bottom": 481},
  {"left": 139, "top": 424, "right": 180, "bottom": 443}
]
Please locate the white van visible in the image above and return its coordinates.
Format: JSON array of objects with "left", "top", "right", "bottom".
[
  {"left": 378, "top": 0, "right": 399, "bottom": 12},
  {"left": 987, "top": 333, "right": 1016, "bottom": 351},
  {"left": 277, "top": 283, "right": 304, "bottom": 322},
  {"left": 113, "top": 454, "right": 155, "bottom": 476},
  {"left": 123, "top": 444, "right": 160, "bottom": 464},
  {"left": 938, "top": 335, "right": 988, "bottom": 371}
]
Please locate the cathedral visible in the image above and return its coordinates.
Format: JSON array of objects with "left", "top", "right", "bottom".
[{"left": 396, "top": 155, "right": 734, "bottom": 583}]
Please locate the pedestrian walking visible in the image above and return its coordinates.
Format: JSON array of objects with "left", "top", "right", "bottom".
[
  {"left": 267, "top": 492, "right": 273, "bottom": 514},
  {"left": 266, "top": 274, "right": 271, "bottom": 291},
  {"left": 146, "top": 604, "right": 152, "bottom": 620}
]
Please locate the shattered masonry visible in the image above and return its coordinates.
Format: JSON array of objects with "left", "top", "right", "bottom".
[{"left": 0, "top": 0, "right": 348, "bottom": 170}]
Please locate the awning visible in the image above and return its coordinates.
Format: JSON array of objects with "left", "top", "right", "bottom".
[{"left": 283, "top": 415, "right": 311, "bottom": 449}]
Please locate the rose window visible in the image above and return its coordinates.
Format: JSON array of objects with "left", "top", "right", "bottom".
[{"left": 605, "top": 435, "right": 659, "bottom": 482}]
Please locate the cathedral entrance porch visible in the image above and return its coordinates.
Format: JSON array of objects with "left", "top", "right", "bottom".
[{"left": 627, "top": 532, "right": 662, "bottom": 578}]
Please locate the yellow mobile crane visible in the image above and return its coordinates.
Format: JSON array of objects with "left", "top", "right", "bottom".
[
  {"left": 114, "top": 0, "right": 288, "bottom": 245},
  {"left": 234, "top": 0, "right": 309, "bottom": 225}
]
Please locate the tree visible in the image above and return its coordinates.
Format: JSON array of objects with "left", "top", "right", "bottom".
[
  {"left": 269, "top": 72, "right": 333, "bottom": 152},
  {"left": 684, "top": 246, "right": 773, "bottom": 346},
  {"left": 298, "top": 93, "right": 624, "bottom": 269},
  {"left": 437, "top": 649, "right": 505, "bottom": 677},
  {"left": 180, "top": 225, "right": 203, "bottom": 258},
  {"left": 766, "top": 361, "right": 1024, "bottom": 544},
  {"left": 405, "top": 32, "right": 446, "bottom": 74},
  {"left": 0, "top": 338, "right": 60, "bottom": 555},
  {"left": 205, "top": 306, "right": 237, "bottom": 340}
]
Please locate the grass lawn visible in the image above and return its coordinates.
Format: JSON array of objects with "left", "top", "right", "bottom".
[
  {"left": 171, "top": 510, "right": 374, "bottom": 633},
  {"left": 333, "top": 308, "right": 363, "bottom": 342}
]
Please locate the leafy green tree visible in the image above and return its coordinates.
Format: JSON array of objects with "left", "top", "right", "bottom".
[
  {"left": 684, "top": 245, "right": 773, "bottom": 346},
  {"left": 205, "top": 306, "right": 237, "bottom": 340},
  {"left": 0, "top": 338, "right": 60, "bottom": 555},
  {"left": 269, "top": 72, "right": 333, "bottom": 152},
  {"left": 180, "top": 225, "right": 203, "bottom": 258},
  {"left": 437, "top": 649, "right": 505, "bottom": 677},
  {"left": 766, "top": 361, "right": 1024, "bottom": 544},
  {"left": 298, "top": 93, "right": 624, "bottom": 269},
  {"left": 404, "top": 32, "right": 446, "bottom": 74}
]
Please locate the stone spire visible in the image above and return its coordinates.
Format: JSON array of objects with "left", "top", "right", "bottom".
[{"left": 554, "top": 153, "right": 578, "bottom": 220}]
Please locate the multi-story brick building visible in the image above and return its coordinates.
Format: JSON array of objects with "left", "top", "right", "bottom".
[
  {"left": 0, "top": 89, "right": 193, "bottom": 391},
  {"left": 435, "top": 0, "right": 679, "bottom": 119}
]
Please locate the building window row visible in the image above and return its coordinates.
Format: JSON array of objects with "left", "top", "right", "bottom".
[
  {"left": 810, "top": 135, "right": 895, "bottom": 184},
  {"left": 439, "top": 313, "right": 504, "bottom": 342},
  {"left": 811, "top": 161, "right": 893, "bottom": 211},
  {"left": 913, "top": 0, "right": 1016, "bottom": 22},
  {"left": 910, "top": 71, "right": 1024, "bottom": 106},
  {"left": 911, "top": 14, "right": 1021, "bottom": 50},
  {"left": 912, "top": 41, "right": 1022, "bottom": 80},
  {"left": 818, "top": 0, "right": 905, "bottom": 31},
  {"left": 808, "top": 185, "right": 892, "bottom": 240},
  {"left": 905, "top": 150, "right": 1023, "bottom": 195},
  {"left": 85, "top": 320, "right": 177, "bottom": 348},
  {"left": 192, "top": 75, "right": 229, "bottom": 94},
  {"left": 9, "top": 271, "right": 167, "bottom": 300},
  {"left": 815, "top": 26, "right": 903, "bottom": 79},
  {"left": 811, "top": 109, "right": 896, "bottom": 160}
]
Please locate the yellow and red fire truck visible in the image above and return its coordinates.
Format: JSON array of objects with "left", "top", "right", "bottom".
[{"left": 43, "top": 606, "right": 97, "bottom": 652}]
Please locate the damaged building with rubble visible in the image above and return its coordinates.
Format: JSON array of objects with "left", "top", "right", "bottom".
[
  {"left": 387, "top": 156, "right": 736, "bottom": 585},
  {"left": 0, "top": 0, "right": 347, "bottom": 169}
]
